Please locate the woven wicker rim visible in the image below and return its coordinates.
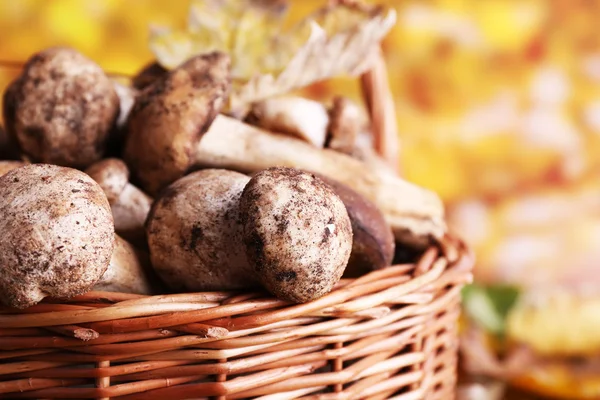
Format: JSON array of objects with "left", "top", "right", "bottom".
[{"left": 0, "top": 235, "right": 472, "bottom": 399}]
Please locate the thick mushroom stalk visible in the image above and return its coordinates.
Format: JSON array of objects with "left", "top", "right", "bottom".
[
  {"left": 85, "top": 158, "right": 152, "bottom": 246},
  {"left": 124, "top": 52, "right": 231, "bottom": 195},
  {"left": 195, "top": 116, "right": 446, "bottom": 247},
  {"left": 2, "top": 47, "right": 120, "bottom": 169},
  {"left": 249, "top": 96, "right": 330, "bottom": 148},
  {"left": 0, "top": 164, "right": 114, "bottom": 308},
  {"left": 94, "top": 235, "right": 157, "bottom": 295}
]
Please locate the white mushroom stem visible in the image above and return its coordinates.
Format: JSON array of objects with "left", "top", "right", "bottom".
[
  {"left": 195, "top": 115, "right": 446, "bottom": 247},
  {"left": 85, "top": 158, "right": 153, "bottom": 246},
  {"left": 94, "top": 235, "right": 156, "bottom": 295},
  {"left": 111, "top": 183, "right": 153, "bottom": 243},
  {"left": 250, "top": 96, "right": 330, "bottom": 148}
]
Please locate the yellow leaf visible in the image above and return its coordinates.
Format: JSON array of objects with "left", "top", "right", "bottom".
[{"left": 148, "top": 0, "right": 396, "bottom": 112}]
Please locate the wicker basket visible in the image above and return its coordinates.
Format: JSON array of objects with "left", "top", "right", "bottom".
[{"left": 0, "top": 49, "right": 473, "bottom": 400}]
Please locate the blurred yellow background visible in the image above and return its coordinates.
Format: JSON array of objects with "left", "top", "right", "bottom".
[{"left": 1, "top": 0, "right": 600, "bottom": 288}]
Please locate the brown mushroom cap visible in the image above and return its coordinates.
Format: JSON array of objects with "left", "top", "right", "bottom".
[
  {"left": 0, "top": 160, "right": 26, "bottom": 177},
  {"left": 0, "top": 164, "right": 115, "bottom": 308},
  {"left": 316, "top": 174, "right": 395, "bottom": 276},
  {"left": 132, "top": 61, "right": 168, "bottom": 90},
  {"left": 146, "top": 169, "right": 256, "bottom": 291},
  {"left": 124, "top": 52, "right": 231, "bottom": 195},
  {"left": 2, "top": 47, "right": 120, "bottom": 169},
  {"left": 240, "top": 167, "right": 353, "bottom": 303},
  {"left": 85, "top": 158, "right": 129, "bottom": 203}
]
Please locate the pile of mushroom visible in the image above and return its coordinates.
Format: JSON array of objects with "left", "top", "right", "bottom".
[{"left": 0, "top": 46, "right": 443, "bottom": 308}]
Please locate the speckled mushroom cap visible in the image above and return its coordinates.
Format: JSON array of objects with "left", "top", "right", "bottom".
[
  {"left": 85, "top": 158, "right": 130, "bottom": 204},
  {"left": 0, "top": 164, "right": 115, "bottom": 308},
  {"left": 146, "top": 169, "right": 256, "bottom": 291},
  {"left": 240, "top": 167, "right": 353, "bottom": 303},
  {"left": 2, "top": 47, "right": 120, "bottom": 169},
  {"left": 124, "top": 52, "right": 231, "bottom": 196}
]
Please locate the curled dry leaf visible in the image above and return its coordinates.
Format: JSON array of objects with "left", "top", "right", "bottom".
[{"left": 148, "top": 0, "right": 396, "bottom": 113}]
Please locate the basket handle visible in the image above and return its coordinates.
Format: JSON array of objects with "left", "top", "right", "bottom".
[{"left": 360, "top": 46, "right": 400, "bottom": 174}]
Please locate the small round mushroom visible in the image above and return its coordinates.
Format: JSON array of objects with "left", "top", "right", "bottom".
[
  {"left": 2, "top": 47, "right": 120, "bottom": 168},
  {"left": 0, "top": 164, "right": 114, "bottom": 308},
  {"left": 316, "top": 174, "right": 395, "bottom": 277},
  {"left": 124, "top": 52, "right": 230, "bottom": 195},
  {"left": 146, "top": 169, "right": 256, "bottom": 291},
  {"left": 0, "top": 160, "right": 26, "bottom": 177},
  {"left": 85, "top": 158, "right": 152, "bottom": 246},
  {"left": 240, "top": 167, "right": 353, "bottom": 303},
  {"left": 94, "top": 235, "right": 159, "bottom": 295}
]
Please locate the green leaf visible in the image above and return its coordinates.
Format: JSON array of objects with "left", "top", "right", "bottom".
[{"left": 462, "top": 283, "right": 520, "bottom": 337}]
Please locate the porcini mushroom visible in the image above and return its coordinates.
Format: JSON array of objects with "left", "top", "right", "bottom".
[
  {"left": 2, "top": 47, "right": 120, "bottom": 169},
  {"left": 0, "top": 164, "right": 114, "bottom": 308},
  {"left": 94, "top": 235, "right": 158, "bottom": 295},
  {"left": 124, "top": 52, "right": 230, "bottom": 195},
  {"left": 85, "top": 158, "right": 152, "bottom": 246},
  {"left": 146, "top": 169, "right": 256, "bottom": 291},
  {"left": 240, "top": 167, "right": 353, "bottom": 303}
]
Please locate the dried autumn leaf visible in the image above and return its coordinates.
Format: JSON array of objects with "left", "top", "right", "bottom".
[{"left": 148, "top": 0, "right": 396, "bottom": 113}]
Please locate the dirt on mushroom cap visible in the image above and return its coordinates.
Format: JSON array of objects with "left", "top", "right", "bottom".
[
  {"left": 2, "top": 47, "right": 120, "bottom": 169},
  {"left": 240, "top": 167, "right": 353, "bottom": 303},
  {"left": 124, "top": 52, "right": 231, "bottom": 196},
  {"left": 0, "top": 164, "right": 115, "bottom": 309}
]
